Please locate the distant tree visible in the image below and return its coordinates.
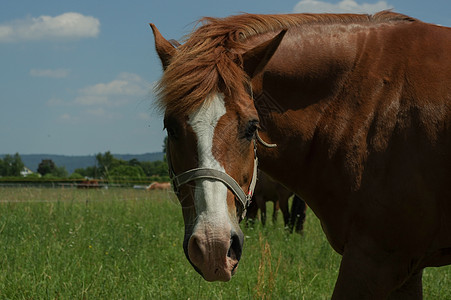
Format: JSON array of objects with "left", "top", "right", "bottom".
[
  {"left": 74, "top": 166, "right": 98, "bottom": 178},
  {"left": 36, "top": 159, "right": 69, "bottom": 178},
  {"left": 96, "top": 151, "right": 114, "bottom": 174},
  {"left": 37, "top": 159, "right": 56, "bottom": 176},
  {"left": 73, "top": 168, "right": 87, "bottom": 177},
  {"left": 139, "top": 161, "right": 152, "bottom": 176},
  {"left": 0, "top": 153, "right": 24, "bottom": 177},
  {"left": 69, "top": 172, "right": 84, "bottom": 179},
  {"left": 109, "top": 165, "right": 145, "bottom": 182},
  {"left": 128, "top": 158, "right": 140, "bottom": 167},
  {"left": 96, "top": 151, "right": 126, "bottom": 177},
  {"left": 74, "top": 149, "right": 170, "bottom": 180},
  {"left": 43, "top": 173, "right": 58, "bottom": 179},
  {"left": 52, "top": 166, "right": 68, "bottom": 178},
  {"left": 12, "top": 153, "right": 24, "bottom": 176},
  {"left": 140, "top": 160, "right": 168, "bottom": 177},
  {"left": 0, "top": 155, "right": 12, "bottom": 176},
  {"left": 25, "top": 173, "right": 40, "bottom": 179},
  {"left": 84, "top": 166, "right": 98, "bottom": 178},
  {"left": 153, "top": 160, "right": 169, "bottom": 177}
]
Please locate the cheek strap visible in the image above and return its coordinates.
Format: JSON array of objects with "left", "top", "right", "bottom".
[
  {"left": 167, "top": 141, "right": 259, "bottom": 220},
  {"left": 170, "top": 155, "right": 257, "bottom": 219},
  {"left": 166, "top": 131, "right": 275, "bottom": 220}
]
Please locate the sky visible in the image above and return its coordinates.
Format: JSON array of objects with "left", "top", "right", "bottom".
[{"left": 1, "top": 0, "right": 450, "bottom": 156}]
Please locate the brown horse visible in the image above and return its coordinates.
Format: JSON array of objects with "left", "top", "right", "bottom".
[
  {"left": 77, "top": 180, "right": 100, "bottom": 189},
  {"left": 146, "top": 181, "right": 171, "bottom": 190},
  {"left": 246, "top": 170, "right": 306, "bottom": 232},
  {"left": 151, "top": 11, "right": 451, "bottom": 299},
  {"left": 246, "top": 170, "right": 291, "bottom": 226}
]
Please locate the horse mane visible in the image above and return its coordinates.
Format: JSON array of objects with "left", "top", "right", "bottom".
[{"left": 156, "top": 11, "right": 417, "bottom": 115}]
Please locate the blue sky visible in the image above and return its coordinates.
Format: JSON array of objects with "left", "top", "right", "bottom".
[{"left": 1, "top": 0, "right": 450, "bottom": 155}]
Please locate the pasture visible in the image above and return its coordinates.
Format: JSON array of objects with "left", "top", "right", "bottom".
[{"left": 0, "top": 187, "right": 449, "bottom": 299}]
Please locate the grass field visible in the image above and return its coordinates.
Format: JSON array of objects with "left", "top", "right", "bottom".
[{"left": 0, "top": 187, "right": 450, "bottom": 299}]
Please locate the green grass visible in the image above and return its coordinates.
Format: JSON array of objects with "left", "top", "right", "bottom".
[{"left": 0, "top": 187, "right": 449, "bottom": 299}]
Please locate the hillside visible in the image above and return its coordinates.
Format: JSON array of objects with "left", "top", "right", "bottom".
[{"left": 1, "top": 153, "right": 164, "bottom": 174}]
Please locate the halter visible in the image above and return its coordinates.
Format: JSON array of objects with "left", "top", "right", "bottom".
[{"left": 166, "top": 131, "right": 276, "bottom": 220}]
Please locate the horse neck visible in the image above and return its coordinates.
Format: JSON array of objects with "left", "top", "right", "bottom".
[{"left": 254, "top": 23, "right": 393, "bottom": 202}]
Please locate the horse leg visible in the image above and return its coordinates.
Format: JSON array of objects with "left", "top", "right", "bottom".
[
  {"left": 291, "top": 195, "right": 306, "bottom": 233},
  {"left": 278, "top": 196, "right": 290, "bottom": 228},
  {"left": 332, "top": 243, "right": 418, "bottom": 300},
  {"left": 272, "top": 200, "right": 279, "bottom": 225},
  {"left": 287, "top": 194, "right": 302, "bottom": 232},
  {"left": 259, "top": 197, "right": 267, "bottom": 226},
  {"left": 245, "top": 199, "right": 259, "bottom": 227}
]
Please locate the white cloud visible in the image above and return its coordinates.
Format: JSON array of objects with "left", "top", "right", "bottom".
[
  {"left": 293, "top": 0, "right": 392, "bottom": 14},
  {"left": 80, "top": 73, "right": 147, "bottom": 97},
  {"left": 137, "top": 112, "right": 151, "bottom": 121},
  {"left": 30, "top": 68, "right": 70, "bottom": 78},
  {"left": 48, "top": 73, "right": 150, "bottom": 123},
  {"left": 75, "top": 72, "right": 150, "bottom": 106},
  {"left": 46, "top": 98, "right": 66, "bottom": 106},
  {"left": 85, "top": 107, "right": 107, "bottom": 116},
  {"left": 74, "top": 95, "right": 109, "bottom": 106},
  {"left": 85, "top": 108, "right": 117, "bottom": 120},
  {"left": 58, "top": 113, "right": 79, "bottom": 123},
  {"left": 0, "top": 12, "right": 100, "bottom": 42}
]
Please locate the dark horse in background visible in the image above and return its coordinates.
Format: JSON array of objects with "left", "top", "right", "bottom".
[
  {"left": 246, "top": 170, "right": 306, "bottom": 233},
  {"left": 151, "top": 11, "right": 451, "bottom": 299}
]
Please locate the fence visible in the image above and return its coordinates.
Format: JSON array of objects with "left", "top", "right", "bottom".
[{"left": 0, "top": 176, "right": 171, "bottom": 189}]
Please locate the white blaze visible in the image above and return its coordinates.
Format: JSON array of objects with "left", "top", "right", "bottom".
[{"left": 188, "top": 94, "right": 230, "bottom": 224}]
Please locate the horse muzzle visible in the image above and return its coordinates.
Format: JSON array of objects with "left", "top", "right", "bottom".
[{"left": 184, "top": 225, "right": 244, "bottom": 281}]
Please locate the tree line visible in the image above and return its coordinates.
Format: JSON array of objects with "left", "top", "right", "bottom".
[
  {"left": 74, "top": 151, "right": 169, "bottom": 182},
  {"left": 0, "top": 151, "right": 169, "bottom": 182}
]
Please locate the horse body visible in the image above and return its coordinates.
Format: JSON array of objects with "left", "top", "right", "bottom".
[
  {"left": 251, "top": 18, "right": 451, "bottom": 298},
  {"left": 255, "top": 19, "right": 451, "bottom": 256},
  {"left": 151, "top": 11, "right": 451, "bottom": 298}
]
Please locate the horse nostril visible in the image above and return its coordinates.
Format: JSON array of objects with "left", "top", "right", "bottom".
[
  {"left": 188, "top": 234, "right": 205, "bottom": 267},
  {"left": 228, "top": 232, "right": 242, "bottom": 261}
]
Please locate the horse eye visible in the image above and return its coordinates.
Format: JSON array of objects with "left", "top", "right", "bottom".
[
  {"left": 166, "top": 127, "right": 177, "bottom": 139},
  {"left": 244, "top": 120, "right": 259, "bottom": 141},
  {"left": 164, "top": 116, "right": 180, "bottom": 140}
]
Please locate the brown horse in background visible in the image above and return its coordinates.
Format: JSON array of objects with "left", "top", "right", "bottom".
[
  {"left": 246, "top": 170, "right": 306, "bottom": 233},
  {"left": 146, "top": 182, "right": 171, "bottom": 190},
  {"left": 246, "top": 170, "right": 291, "bottom": 226},
  {"left": 151, "top": 11, "right": 451, "bottom": 299}
]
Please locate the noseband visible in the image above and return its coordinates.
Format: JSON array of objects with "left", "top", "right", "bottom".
[{"left": 166, "top": 131, "right": 276, "bottom": 220}]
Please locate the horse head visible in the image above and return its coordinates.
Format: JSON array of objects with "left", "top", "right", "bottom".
[{"left": 150, "top": 23, "right": 285, "bottom": 281}]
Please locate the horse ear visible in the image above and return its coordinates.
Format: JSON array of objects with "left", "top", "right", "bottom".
[
  {"left": 242, "top": 30, "right": 287, "bottom": 78},
  {"left": 149, "top": 23, "right": 177, "bottom": 70}
]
